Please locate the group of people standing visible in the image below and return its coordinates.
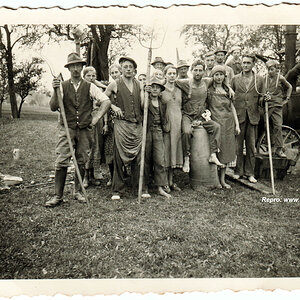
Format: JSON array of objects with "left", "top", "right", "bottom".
[{"left": 45, "top": 45, "right": 292, "bottom": 207}]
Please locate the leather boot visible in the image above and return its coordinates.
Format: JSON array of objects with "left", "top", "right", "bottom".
[
  {"left": 45, "top": 167, "right": 67, "bottom": 207},
  {"left": 74, "top": 165, "right": 87, "bottom": 203},
  {"left": 90, "top": 168, "right": 101, "bottom": 186}
]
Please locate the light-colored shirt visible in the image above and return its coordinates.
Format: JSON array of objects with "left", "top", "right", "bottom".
[{"left": 65, "top": 79, "right": 109, "bottom": 106}]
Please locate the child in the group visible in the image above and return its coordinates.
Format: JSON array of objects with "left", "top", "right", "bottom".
[
  {"left": 144, "top": 78, "right": 172, "bottom": 199},
  {"left": 207, "top": 65, "right": 240, "bottom": 189},
  {"left": 264, "top": 60, "right": 292, "bottom": 157}
]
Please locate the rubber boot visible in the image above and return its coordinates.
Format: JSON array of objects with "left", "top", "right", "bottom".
[
  {"left": 45, "top": 167, "right": 67, "bottom": 207},
  {"left": 74, "top": 164, "right": 87, "bottom": 202}
]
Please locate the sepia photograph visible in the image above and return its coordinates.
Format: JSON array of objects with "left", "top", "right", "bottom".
[{"left": 0, "top": 3, "right": 299, "bottom": 297}]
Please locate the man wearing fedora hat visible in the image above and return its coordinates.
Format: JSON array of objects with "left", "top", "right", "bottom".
[
  {"left": 177, "top": 60, "right": 190, "bottom": 79},
  {"left": 45, "top": 52, "right": 111, "bottom": 207},
  {"left": 151, "top": 57, "right": 167, "bottom": 71},
  {"left": 105, "top": 56, "right": 145, "bottom": 200},
  {"left": 214, "top": 48, "right": 235, "bottom": 83},
  {"left": 225, "top": 46, "right": 242, "bottom": 75}
]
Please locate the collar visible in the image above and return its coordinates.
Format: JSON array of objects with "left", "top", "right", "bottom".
[
  {"left": 241, "top": 70, "right": 255, "bottom": 77},
  {"left": 70, "top": 78, "right": 82, "bottom": 86}
]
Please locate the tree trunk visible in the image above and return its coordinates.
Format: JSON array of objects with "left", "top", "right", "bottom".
[
  {"left": 4, "top": 25, "right": 18, "bottom": 118},
  {"left": 88, "top": 25, "right": 112, "bottom": 81},
  {"left": 0, "top": 100, "right": 2, "bottom": 118},
  {"left": 17, "top": 99, "right": 25, "bottom": 118}
]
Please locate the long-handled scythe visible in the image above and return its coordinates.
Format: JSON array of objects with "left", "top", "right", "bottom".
[
  {"left": 137, "top": 26, "right": 167, "bottom": 203},
  {"left": 41, "top": 26, "right": 90, "bottom": 204}
]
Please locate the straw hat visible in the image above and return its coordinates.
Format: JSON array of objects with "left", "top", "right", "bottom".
[{"left": 64, "top": 52, "right": 86, "bottom": 68}]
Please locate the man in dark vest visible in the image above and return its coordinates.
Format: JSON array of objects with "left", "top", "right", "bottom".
[
  {"left": 105, "top": 57, "right": 145, "bottom": 200},
  {"left": 45, "top": 52, "right": 111, "bottom": 207}
]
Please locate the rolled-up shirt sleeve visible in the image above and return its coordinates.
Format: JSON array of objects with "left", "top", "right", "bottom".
[{"left": 90, "top": 83, "right": 109, "bottom": 105}]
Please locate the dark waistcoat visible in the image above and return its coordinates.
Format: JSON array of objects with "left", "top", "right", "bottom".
[
  {"left": 114, "top": 77, "right": 142, "bottom": 123},
  {"left": 61, "top": 79, "right": 92, "bottom": 129}
]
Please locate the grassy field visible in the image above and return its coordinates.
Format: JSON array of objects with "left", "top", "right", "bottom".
[{"left": 0, "top": 110, "right": 299, "bottom": 279}]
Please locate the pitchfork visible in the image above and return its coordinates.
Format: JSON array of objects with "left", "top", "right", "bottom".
[{"left": 137, "top": 25, "right": 167, "bottom": 203}]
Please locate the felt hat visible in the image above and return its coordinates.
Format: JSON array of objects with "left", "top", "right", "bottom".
[
  {"left": 177, "top": 59, "right": 190, "bottom": 69},
  {"left": 210, "top": 65, "right": 227, "bottom": 77},
  {"left": 150, "top": 77, "right": 165, "bottom": 91},
  {"left": 151, "top": 57, "right": 167, "bottom": 67},
  {"left": 64, "top": 52, "right": 86, "bottom": 68},
  {"left": 266, "top": 60, "right": 280, "bottom": 69},
  {"left": 205, "top": 51, "right": 215, "bottom": 57},
  {"left": 214, "top": 48, "right": 228, "bottom": 55},
  {"left": 119, "top": 56, "right": 138, "bottom": 69}
]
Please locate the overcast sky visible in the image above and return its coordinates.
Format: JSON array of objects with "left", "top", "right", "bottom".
[{"left": 14, "top": 24, "right": 189, "bottom": 91}]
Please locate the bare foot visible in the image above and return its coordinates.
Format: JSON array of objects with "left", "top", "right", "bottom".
[
  {"left": 182, "top": 156, "right": 190, "bottom": 173},
  {"left": 232, "top": 174, "right": 241, "bottom": 179},
  {"left": 221, "top": 182, "right": 232, "bottom": 189},
  {"left": 158, "top": 186, "right": 172, "bottom": 199},
  {"left": 208, "top": 153, "right": 225, "bottom": 167},
  {"left": 170, "top": 183, "right": 181, "bottom": 191},
  {"left": 248, "top": 176, "right": 257, "bottom": 183},
  {"left": 163, "top": 185, "right": 171, "bottom": 193}
]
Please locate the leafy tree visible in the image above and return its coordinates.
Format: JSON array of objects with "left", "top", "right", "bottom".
[
  {"left": 0, "top": 25, "right": 44, "bottom": 118},
  {"left": 14, "top": 57, "right": 44, "bottom": 118},
  {"left": 47, "top": 24, "right": 149, "bottom": 80},
  {"left": 181, "top": 24, "right": 287, "bottom": 64}
]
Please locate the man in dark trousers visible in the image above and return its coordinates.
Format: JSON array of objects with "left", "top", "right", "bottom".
[
  {"left": 105, "top": 57, "right": 145, "bottom": 200},
  {"left": 45, "top": 52, "right": 111, "bottom": 207},
  {"left": 231, "top": 53, "right": 265, "bottom": 183}
]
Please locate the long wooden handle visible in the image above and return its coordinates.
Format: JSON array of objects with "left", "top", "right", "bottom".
[
  {"left": 138, "top": 48, "right": 152, "bottom": 202},
  {"left": 265, "top": 101, "right": 275, "bottom": 195},
  {"left": 55, "top": 79, "right": 89, "bottom": 205}
]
